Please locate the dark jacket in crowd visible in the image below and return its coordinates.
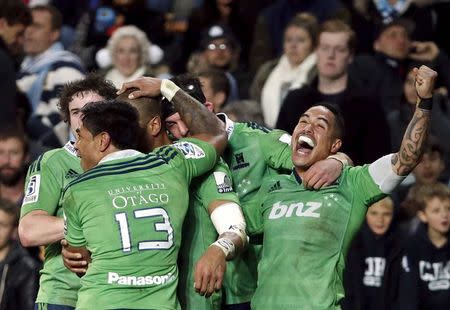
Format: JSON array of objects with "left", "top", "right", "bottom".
[
  {"left": 0, "top": 241, "right": 40, "bottom": 310},
  {"left": 276, "top": 75, "right": 391, "bottom": 165},
  {"left": 342, "top": 223, "right": 406, "bottom": 310},
  {"left": 0, "top": 37, "right": 19, "bottom": 130},
  {"left": 350, "top": 51, "right": 450, "bottom": 115},
  {"left": 398, "top": 223, "right": 450, "bottom": 310}
]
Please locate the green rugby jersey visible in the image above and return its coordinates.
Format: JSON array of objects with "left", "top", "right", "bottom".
[
  {"left": 178, "top": 159, "right": 239, "bottom": 310},
  {"left": 218, "top": 114, "right": 293, "bottom": 304},
  {"left": 20, "top": 142, "right": 82, "bottom": 307},
  {"left": 62, "top": 139, "right": 216, "bottom": 310},
  {"left": 247, "top": 165, "right": 386, "bottom": 310}
]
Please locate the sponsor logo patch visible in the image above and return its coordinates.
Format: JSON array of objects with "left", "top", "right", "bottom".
[
  {"left": 23, "top": 175, "right": 41, "bottom": 205},
  {"left": 232, "top": 152, "right": 249, "bottom": 170},
  {"left": 213, "top": 171, "right": 233, "bottom": 193},
  {"left": 173, "top": 142, "right": 205, "bottom": 159}
]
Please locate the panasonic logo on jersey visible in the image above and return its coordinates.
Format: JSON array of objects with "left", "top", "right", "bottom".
[{"left": 107, "top": 272, "right": 175, "bottom": 286}]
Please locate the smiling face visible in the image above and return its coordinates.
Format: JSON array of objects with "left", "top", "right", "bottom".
[
  {"left": 291, "top": 105, "right": 342, "bottom": 172},
  {"left": 112, "top": 36, "right": 141, "bottom": 77}
]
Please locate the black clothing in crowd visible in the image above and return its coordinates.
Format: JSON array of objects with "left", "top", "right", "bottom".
[
  {"left": 399, "top": 223, "right": 450, "bottom": 310},
  {"left": 0, "top": 241, "right": 40, "bottom": 310},
  {"left": 0, "top": 37, "right": 19, "bottom": 130},
  {"left": 342, "top": 223, "right": 405, "bottom": 310}
]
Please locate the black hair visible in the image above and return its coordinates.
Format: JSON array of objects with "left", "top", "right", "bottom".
[
  {"left": 30, "top": 4, "right": 62, "bottom": 30},
  {"left": 0, "top": 0, "right": 31, "bottom": 26},
  {"left": 58, "top": 74, "right": 117, "bottom": 123},
  {"left": 198, "top": 69, "right": 230, "bottom": 104},
  {"left": 310, "top": 102, "right": 345, "bottom": 139},
  {"left": 80, "top": 100, "right": 140, "bottom": 150},
  {"left": 162, "top": 73, "right": 206, "bottom": 118}
]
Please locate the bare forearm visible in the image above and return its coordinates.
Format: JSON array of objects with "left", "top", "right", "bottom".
[
  {"left": 19, "top": 212, "right": 64, "bottom": 247},
  {"left": 391, "top": 107, "right": 431, "bottom": 175}
]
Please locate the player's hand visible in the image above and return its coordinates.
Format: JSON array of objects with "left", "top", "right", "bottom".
[
  {"left": 303, "top": 157, "right": 343, "bottom": 189},
  {"left": 409, "top": 41, "right": 439, "bottom": 62},
  {"left": 414, "top": 65, "right": 438, "bottom": 99},
  {"left": 194, "top": 245, "right": 226, "bottom": 297},
  {"left": 61, "top": 239, "right": 89, "bottom": 276},
  {"left": 116, "top": 77, "right": 163, "bottom": 99}
]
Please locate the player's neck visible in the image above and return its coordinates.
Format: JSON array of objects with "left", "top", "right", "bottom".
[
  {"left": 293, "top": 167, "right": 308, "bottom": 184},
  {"left": 153, "top": 133, "right": 172, "bottom": 149}
]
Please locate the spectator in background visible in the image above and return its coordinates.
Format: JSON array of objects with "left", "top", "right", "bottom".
[
  {"left": 343, "top": 197, "right": 405, "bottom": 310},
  {"left": 395, "top": 137, "right": 446, "bottom": 230},
  {"left": 70, "top": 0, "right": 167, "bottom": 70},
  {"left": 98, "top": 25, "right": 169, "bottom": 88},
  {"left": 0, "top": 1, "right": 31, "bottom": 130},
  {"left": 277, "top": 19, "right": 391, "bottom": 165},
  {"left": 399, "top": 183, "right": 450, "bottom": 310},
  {"left": 175, "top": 0, "right": 251, "bottom": 74},
  {"left": 17, "top": 5, "right": 86, "bottom": 149},
  {"left": 347, "top": 0, "right": 437, "bottom": 54},
  {"left": 0, "top": 127, "right": 29, "bottom": 206},
  {"left": 221, "top": 100, "right": 264, "bottom": 124},
  {"left": 190, "top": 23, "right": 246, "bottom": 101},
  {"left": 250, "top": 12, "right": 319, "bottom": 128},
  {"left": 350, "top": 18, "right": 450, "bottom": 115},
  {"left": 0, "top": 198, "right": 40, "bottom": 310},
  {"left": 198, "top": 69, "right": 230, "bottom": 112},
  {"left": 249, "top": 0, "right": 348, "bottom": 74}
]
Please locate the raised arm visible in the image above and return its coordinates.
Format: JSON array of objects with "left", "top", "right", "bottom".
[
  {"left": 391, "top": 65, "right": 437, "bottom": 176},
  {"left": 368, "top": 66, "right": 437, "bottom": 195},
  {"left": 117, "top": 77, "right": 227, "bottom": 155}
]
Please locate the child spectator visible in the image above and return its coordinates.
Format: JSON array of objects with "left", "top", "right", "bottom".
[
  {"left": 399, "top": 183, "right": 450, "bottom": 310},
  {"left": 343, "top": 197, "right": 405, "bottom": 310}
]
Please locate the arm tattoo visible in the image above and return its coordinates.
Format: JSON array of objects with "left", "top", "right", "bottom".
[
  {"left": 393, "top": 108, "right": 430, "bottom": 176},
  {"left": 171, "top": 91, "right": 224, "bottom": 136}
]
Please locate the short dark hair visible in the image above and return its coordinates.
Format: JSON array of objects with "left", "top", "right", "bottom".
[
  {"left": 30, "top": 5, "right": 62, "bottom": 30},
  {"left": 0, "top": 0, "right": 31, "bottom": 26},
  {"left": 310, "top": 102, "right": 345, "bottom": 139},
  {"left": 287, "top": 13, "right": 320, "bottom": 48},
  {"left": 58, "top": 74, "right": 117, "bottom": 123},
  {"left": 117, "top": 88, "right": 162, "bottom": 128},
  {"left": 0, "top": 126, "right": 29, "bottom": 156},
  {"left": 0, "top": 198, "right": 19, "bottom": 227},
  {"left": 422, "top": 135, "right": 443, "bottom": 158},
  {"left": 80, "top": 100, "right": 140, "bottom": 150},
  {"left": 319, "top": 19, "right": 356, "bottom": 54},
  {"left": 162, "top": 73, "right": 206, "bottom": 118},
  {"left": 198, "top": 69, "right": 230, "bottom": 104},
  {"left": 408, "top": 183, "right": 450, "bottom": 212}
]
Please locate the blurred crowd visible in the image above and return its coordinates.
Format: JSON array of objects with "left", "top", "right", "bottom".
[{"left": 0, "top": 0, "right": 449, "bottom": 309}]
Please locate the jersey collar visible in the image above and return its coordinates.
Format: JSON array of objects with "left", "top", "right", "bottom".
[
  {"left": 292, "top": 168, "right": 302, "bottom": 185},
  {"left": 99, "top": 149, "right": 142, "bottom": 164},
  {"left": 64, "top": 141, "right": 78, "bottom": 157},
  {"left": 216, "top": 113, "right": 235, "bottom": 140}
]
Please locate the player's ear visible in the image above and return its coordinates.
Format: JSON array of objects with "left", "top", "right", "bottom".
[
  {"left": 417, "top": 210, "right": 428, "bottom": 223},
  {"left": 148, "top": 116, "right": 162, "bottom": 137},
  {"left": 98, "top": 132, "right": 111, "bottom": 152},
  {"left": 330, "top": 138, "right": 342, "bottom": 154}
]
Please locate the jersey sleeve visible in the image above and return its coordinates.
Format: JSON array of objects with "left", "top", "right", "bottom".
[
  {"left": 62, "top": 188, "right": 86, "bottom": 247},
  {"left": 168, "top": 138, "right": 217, "bottom": 183},
  {"left": 194, "top": 159, "right": 240, "bottom": 210},
  {"left": 260, "top": 129, "right": 293, "bottom": 171},
  {"left": 20, "top": 155, "right": 61, "bottom": 217},
  {"left": 345, "top": 165, "right": 387, "bottom": 207}
]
